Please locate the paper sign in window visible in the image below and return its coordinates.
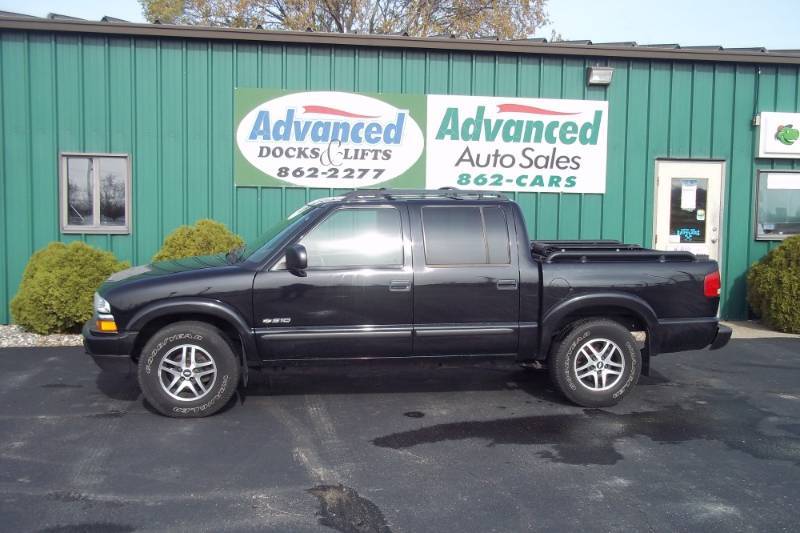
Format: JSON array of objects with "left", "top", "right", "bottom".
[
  {"left": 766, "top": 173, "right": 800, "bottom": 190},
  {"left": 680, "top": 180, "right": 698, "bottom": 211}
]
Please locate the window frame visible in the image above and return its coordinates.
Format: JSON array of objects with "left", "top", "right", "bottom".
[
  {"left": 421, "top": 204, "right": 512, "bottom": 267},
  {"left": 294, "top": 204, "right": 405, "bottom": 271},
  {"left": 59, "top": 152, "right": 132, "bottom": 234},
  {"left": 754, "top": 168, "right": 800, "bottom": 241}
]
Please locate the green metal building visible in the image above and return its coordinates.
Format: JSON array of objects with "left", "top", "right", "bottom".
[{"left": 1, "top": 14, "right": 800, "bottom": 324}]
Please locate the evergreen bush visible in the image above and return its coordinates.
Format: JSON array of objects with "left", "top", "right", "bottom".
[
  {"left": 152, "top": 219, "right": 244, "bottom": 262},
  {"left": 10, "top": 241, "right": 129, "bottom": 334},
  {"left": 747, "top": 235, "right": 800, "bottom": 333}
]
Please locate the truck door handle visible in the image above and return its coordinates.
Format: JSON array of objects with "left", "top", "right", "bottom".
[
  {"left": 389, "top": 280, "right": 411, "bottom": 292},
  {"left": 496, "top": 279, "right": 518, "bottom": 290}
]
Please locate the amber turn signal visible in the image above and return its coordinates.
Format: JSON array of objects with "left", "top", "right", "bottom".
[{"left": 95, "top": 319, "right": 118, "bottom": 333}]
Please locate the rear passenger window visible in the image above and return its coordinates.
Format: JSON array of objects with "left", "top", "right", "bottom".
[
  {"left": 484, "top": 207, "right": 511, "bottom": 264},
  {"left": 422, "top": 206, "right": 511, "bottom": 265}
]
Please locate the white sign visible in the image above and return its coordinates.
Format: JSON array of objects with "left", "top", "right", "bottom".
[
  {"left": 236, "top": 91, "right": 425, "bottom": 187},
  {"left": 680, "top": 179, "right": 697, "bottom": 210},
  {"left": 758, "top": 112, "right": 800, "bottom": 159},
  {"left": 425, "top": 95, "right": 609, "bottom": 193},
  {"left": 766, "top": 172, "right": 800, "bottom": 189}
]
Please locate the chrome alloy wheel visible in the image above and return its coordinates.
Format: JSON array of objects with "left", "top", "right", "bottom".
[
  {"left": 158, "top": 344, "right": 217, "bottom": 402},
  {"left": 573, "top": 338, "right": 625, "bottom": 392}
]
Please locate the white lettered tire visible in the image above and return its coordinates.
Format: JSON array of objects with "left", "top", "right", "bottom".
[
  {"left": 548, "top": 319, "right": 641, "bottom": 407},
  {"left": 137, "top": 321, "right": 239, "bottom": 418}
]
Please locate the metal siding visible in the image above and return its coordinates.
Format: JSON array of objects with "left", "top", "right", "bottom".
[
  {"left": 558, "top": 58, "right": 584, "bottom": 241},
  {"left": 108, "top": 37, "right": 135, "bottom": 262},
  {"left": 536, "top": 57, "right": 562, "bottom": 240},
  {"left": 426, "top": 52, "right": 448, "bottom": 94},
  {"left": 725, "top": 66, "right": 758, "bottom": 318},
  {"left": 2, "top": 32, "right": 32, "bottom": 324},
  {"left": 333, "top": 48, "right": 356, "bottom": 91},
  {"left": 30, "top": 35, "right": 59, "bottom": 253},
  {"left": 210, "top": 42, "right": 234, "bottom": 227},
  {"left": 160, "top": 40, "right": 186, "bottom": 237},
  {"left": 186, "top": 41, "right": 211, "bottom": 224},
  {"left": 0, "top": 35, "right": 8, "bottom": 323},
  {"left": 405, "top": 50, "right": 426, "bottom": 94},
  {"left": 1, "top": 30, "right": 799, "bottom": 322},
  {"left": 133, "top": 38, "right": 160, "bottom": 261},
  {"left": 602, "top": 59, "right": 627, "bottom": 240},
  {"left": 235, "top": 43, "right": 261, "bottom": 244},
  {"left": 623, "top": 62, "right": 650, "bottom": 245},
  {"left": 581, "top": 65, "right": 607, "bottom": 241}
]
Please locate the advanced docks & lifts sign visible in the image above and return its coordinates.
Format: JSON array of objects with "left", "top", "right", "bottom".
[{"left": 235, "top": 89, "right": 608, "bottom": 194}]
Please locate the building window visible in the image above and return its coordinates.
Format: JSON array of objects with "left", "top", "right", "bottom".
[
  {"left": 60, "top": 153, "right": 131, "bottom": 234},
  {"left": 755, "top": 170, "right": 800, "bottom": 240}
]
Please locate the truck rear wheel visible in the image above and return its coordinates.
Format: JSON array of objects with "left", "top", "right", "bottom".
[
  {"left": 548, "top": 319, "right": 641, "bottom": 407},
  {"left": 137, "top": 321, "right": 239, "bottom": 418}
]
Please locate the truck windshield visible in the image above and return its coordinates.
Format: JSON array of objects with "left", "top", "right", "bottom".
[{"left": 237, "top": 198, "right": 340, "bottom": 264}]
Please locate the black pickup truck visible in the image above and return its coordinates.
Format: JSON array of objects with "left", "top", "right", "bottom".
[{"left": 84, "top": 189, "right": 730, "bottom": 417}]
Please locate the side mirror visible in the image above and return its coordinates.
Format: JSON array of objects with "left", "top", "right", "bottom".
[{"left": 285, "top": 243, "right": 308, "bottom": 274}]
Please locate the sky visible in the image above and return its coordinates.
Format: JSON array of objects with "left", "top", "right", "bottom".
[{"left": 1, "top": 0, "right": 797, "bottom": 50}]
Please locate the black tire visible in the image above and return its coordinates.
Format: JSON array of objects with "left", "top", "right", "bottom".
[
  {"left": 548, "top": 319, "right": 641, "bottom": 407},
  {"left": 137, "top": 321, "right": 240, "bottom": 418}
]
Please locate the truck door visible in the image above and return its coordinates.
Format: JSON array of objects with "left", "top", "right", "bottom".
[
  {"left": 252, "top": 204, "right": 413, "bottom": 359},
  {"left": 410, "top": 203, "right": 520, "bottom": 355}
]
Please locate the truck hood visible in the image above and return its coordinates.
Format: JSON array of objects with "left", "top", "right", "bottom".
[{"left": 105, "top": 254, "right": 231, "bottom": 285}]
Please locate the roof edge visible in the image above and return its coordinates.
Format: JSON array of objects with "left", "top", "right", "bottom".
[{"left": 1, "top": 16, "right": 799, "bottom": 66}]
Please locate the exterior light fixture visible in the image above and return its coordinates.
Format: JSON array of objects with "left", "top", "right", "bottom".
[{"left": 587, "top": 66, "right": 614, "bottom": 86}]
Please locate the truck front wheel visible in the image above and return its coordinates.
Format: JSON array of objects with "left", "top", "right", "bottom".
[
  {"left": 137, "top": 321, "right": 240, "bottom": 417},
  {"left": 548, "top": 319, "right": 641, "bottom": 407}
]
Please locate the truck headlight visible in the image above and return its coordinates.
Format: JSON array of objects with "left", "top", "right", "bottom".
[
  {"left": 93, "top": 293, "right": 117, "bottom": 333},
  {"left": 93, "top": 292, "right": 111, "bottom": 314}
]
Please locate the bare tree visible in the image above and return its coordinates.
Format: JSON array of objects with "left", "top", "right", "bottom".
[{"left": 140, "top": 0, "right": 550, "bottom": 40}]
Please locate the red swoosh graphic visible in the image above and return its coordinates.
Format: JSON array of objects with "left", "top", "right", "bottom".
[
  {"left": 302, "top": 105, "right": 379, "bottom": 118},
  {"left": 497, "top": 103, "right": 579, "bottom": 116}
]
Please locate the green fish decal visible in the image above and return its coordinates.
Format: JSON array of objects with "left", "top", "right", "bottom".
[{"left": 776, "top": 124, "right": 800, "bottom": 146}]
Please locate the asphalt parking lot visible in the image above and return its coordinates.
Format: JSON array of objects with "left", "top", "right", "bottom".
[{"left": 1, "top": 338, "right": 799, "bottom": 533}]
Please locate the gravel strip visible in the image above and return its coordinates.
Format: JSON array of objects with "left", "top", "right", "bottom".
[{"left": 0, "top": 325, "right": 83, "bottom": 348}]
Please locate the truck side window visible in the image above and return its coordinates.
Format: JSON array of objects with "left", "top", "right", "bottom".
[
  {"left": 422, "top": 206, "right": 511, "bottom": 265},
  {"left": 483, "top": 207, "right": 511, "bottom": 264},
  {"left": 300, "top": 207, "right": 403, "bottom": 269}
]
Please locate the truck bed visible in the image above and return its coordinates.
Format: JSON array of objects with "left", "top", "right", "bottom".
[{"left": 531, "top": 240, "right": 698, "bottom": 263}]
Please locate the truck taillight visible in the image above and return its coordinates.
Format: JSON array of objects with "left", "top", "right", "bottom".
[{"left": 704, "top": 270, "right": 721, "bottom": 298}]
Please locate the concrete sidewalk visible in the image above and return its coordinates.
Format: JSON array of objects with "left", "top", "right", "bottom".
[{"left": 723, "top": 320, "right": 800, "bottom": 339}]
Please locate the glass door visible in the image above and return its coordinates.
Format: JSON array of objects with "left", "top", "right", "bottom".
[{"left": 654, "top": 160, "right": 724, "bottom": 262}]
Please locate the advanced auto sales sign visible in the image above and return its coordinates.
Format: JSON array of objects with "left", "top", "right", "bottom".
[
  {"left": 427, "top": 95, "right": 608, "bottom": 193},
  {"left": 235, "top": 90, "right": 608, "bottom": 193}
]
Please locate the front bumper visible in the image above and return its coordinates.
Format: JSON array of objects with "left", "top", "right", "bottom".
[
  {"left": 82, "top": 320, "right": 138, "bottom": 373},
  {"left": 709, "top": 324, "right": 732, "bottom": 350}
]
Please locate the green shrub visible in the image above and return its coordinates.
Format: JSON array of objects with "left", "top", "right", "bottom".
[
  {"left": 10, "top": 241, "right": 129, "bottom": 334},
  {"left": 152, "top": 219, "right": 244, "bottom": 262},
  {"left": 747, "top": 235, "right": 800, "bottom": 333}
]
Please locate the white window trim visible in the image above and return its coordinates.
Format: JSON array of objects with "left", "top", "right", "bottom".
[{"left": 59, "top": 152, "right": 132, "bottom": 234}]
